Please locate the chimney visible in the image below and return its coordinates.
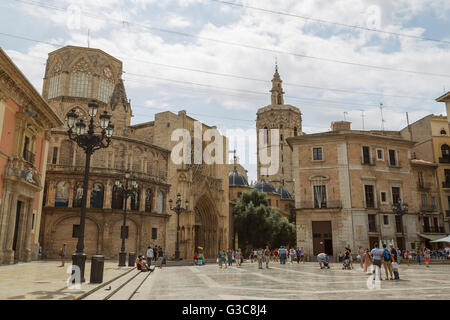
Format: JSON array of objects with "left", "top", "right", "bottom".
[{"left": 331, "top": 121, "right": 351, "bottom": 132}]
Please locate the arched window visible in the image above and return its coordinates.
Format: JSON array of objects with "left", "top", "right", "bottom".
[
  {"left": 157, "top": 191, "right": 164, "bottom": 213},
  {"left": 441, "top": 129, "right": 447, "bottom": 135},
  {"left": 294, "top": 127, "right": 298, "bottom": 136},
  {"left": 112, "top": 185, "right": 123, "bottom": 210},
  {"left": 441, "top": 144, "right": 450, "bottom": 158},
  {"left": 277, "top": 94, "right": 282, "bottom": 104},
  {"left": 131, "top": 189, "right": 140, "bottom": 211},
  {"left": 145, "top": 188, "right": 152, "bottom": 212},
  {"left": 73, "top": 183, "right": 83, "bottom": 208},
  {"left": 48, "top": 62, "right": 62, "bottom": 99},
  {"left": 90, "top": 183, "right": 104, "bottom": 208},
  {"left": 69, "top": 59, "right": 93, "bottom": 98},
  {"left": 98, "top": 67, "right": 115, "bottom": 103},
  {"left": 263, "top": 127, "right": 268, "bottom": 145},
  {"left": 55, "top": 181, "right": 69, "bottom": 207}
]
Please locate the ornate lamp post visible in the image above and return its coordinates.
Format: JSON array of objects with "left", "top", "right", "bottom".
[
  {"left": 392, "top": 199, "right": 408, "bottom": 251},
  {"left": 115, "top": 171, "right": 138, "bottom": 267},
  {"left": 169, "top": 193, "right": 189, "bottom": 261},
  {"left": 66, "top": 100, "right": 114, "bottom": 282}
]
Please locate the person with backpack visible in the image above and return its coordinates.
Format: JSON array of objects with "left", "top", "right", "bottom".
[{"left": 382, "top": 243, "right": 394, "bottom": 280}]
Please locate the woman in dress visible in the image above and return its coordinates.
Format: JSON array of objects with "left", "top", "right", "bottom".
[
  {"left": 218, "top": 250, "right": 227, "bottom": 269},
  {"left": 59, "top": 243, "right": 66, "bottom": 267},
  {"left": 363, "top": 248, "right": 373, "bottom": 274},
  {"left": 235, "top": 249, "right": 242, "bottom": 267}
]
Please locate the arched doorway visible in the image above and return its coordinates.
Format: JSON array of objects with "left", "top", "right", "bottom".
[{"left": 193, "top": 195, "right": 219, "bottom": 258}]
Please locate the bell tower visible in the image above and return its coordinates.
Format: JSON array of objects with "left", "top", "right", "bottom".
[{"left": 270, "top": 63, "right": 284, "bottom": 106}]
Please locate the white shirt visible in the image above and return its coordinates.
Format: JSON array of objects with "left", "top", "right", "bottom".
[
  {"left": 147, "top": 248, "right": 154, "bottom": 258},
  {"left": 318, "top": 253, "right": 326, "bottom": 259}
]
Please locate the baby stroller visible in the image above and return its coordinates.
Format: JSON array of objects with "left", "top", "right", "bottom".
[{"left": 342, "top": 257, "right": 351, "bottom": 270}]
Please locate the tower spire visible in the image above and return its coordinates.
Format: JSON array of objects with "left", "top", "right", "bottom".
[{"left": 270, "top": 62, "right": 284, "bottom": 105}]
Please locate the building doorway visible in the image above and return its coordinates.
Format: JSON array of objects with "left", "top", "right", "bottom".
[
  {"left": 312, "top": 221, "right": 333, "bottom": 256},
  {"left": 12, "top": 201, "right": 23, "bottom": 263},
  {"left": 396, "top": 237, "right": 404, "bottom": 250},
  {"left": 369, "top": 236, "right": 379, "bottom": 249}
]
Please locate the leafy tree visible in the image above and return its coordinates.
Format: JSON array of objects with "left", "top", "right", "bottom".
[{"left": 233, "top": 189, "right": 296, "bottom": 252}]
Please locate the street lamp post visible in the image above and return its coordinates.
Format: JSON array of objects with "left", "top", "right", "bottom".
[
  {"left": 115, "top": 172, "right": 138, "bottom": 267},
  {"left": 169, "top": 193, "right": 189, "bottom": 261},
  {"left": 392, "top": 199, "right": 409, "bottom": 251},
  {"left": 66, "top": 100, "right": 114, "bottom": 282}
]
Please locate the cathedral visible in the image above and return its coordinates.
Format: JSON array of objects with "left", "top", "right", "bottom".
[{"left": 39, "top": 46, "right": 230, "bottom": 260}]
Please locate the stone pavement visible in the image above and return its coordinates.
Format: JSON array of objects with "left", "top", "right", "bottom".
[
  {"left": 0, "top": 260, "right": 133, "bottom": 300},
  {"left": 131, "top": 261, "right": 450, "bottom": 300}
]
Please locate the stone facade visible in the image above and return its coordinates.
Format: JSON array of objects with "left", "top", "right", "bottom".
[
  {"left": 39, "top": 46, "right": 231, "bottom": 260},
  {"left": 40, "top": 46, "right": 171, "bottom": 259},
  {"left": 0, "top": 48, "right": 62, "bottom": 265},
  {"left": 256, "top": 67, "right": 302, "bottom": 196},
  {"left": 287, "top": 122, "right": 427, "bottom": 258},
  {"left": 399, "top": 113, "right": 450, "bottom": 235}
]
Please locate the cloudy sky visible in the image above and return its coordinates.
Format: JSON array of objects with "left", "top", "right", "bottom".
[{"left": 1, "top": 0, "right": 450, "bottom": 182}]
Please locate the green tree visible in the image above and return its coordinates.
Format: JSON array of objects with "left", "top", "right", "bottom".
[{"left": 233, "top": 189, "right": 296, "bottom": 252}]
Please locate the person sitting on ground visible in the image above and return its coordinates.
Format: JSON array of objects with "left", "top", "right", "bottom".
[
  {"left": 136, "top": 256, "right": 149, "bottom": 272},
  {"left": 194, "top": 252, "right": 198, "bottom": 265},
  {"left": 317, "top": 252, "right": 329, "bottom": 269}
]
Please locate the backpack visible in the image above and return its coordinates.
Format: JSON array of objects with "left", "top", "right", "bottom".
[{"left": 383, "top": 249, "right": 391, "bottom": 261}]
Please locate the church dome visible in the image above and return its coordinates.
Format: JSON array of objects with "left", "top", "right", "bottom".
[
  {"left": 229, "top": 171, "right": 249, "bottom": 187},
  {"left": 253, "top": 180, "right": 278, "bottom": 194},
  {"left": 277, "top": 187, "right": 294, "bottom": 200}
]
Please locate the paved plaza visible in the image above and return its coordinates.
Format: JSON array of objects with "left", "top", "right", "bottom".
[
  {"left": 0, "top": 260, "right": 133, "bottom": 300},
  {"left": 132, "top": 261, "right": 450, "bottom": 300},
  {"left": 1, "top": 260, "right": 450, "bottom": 300}
]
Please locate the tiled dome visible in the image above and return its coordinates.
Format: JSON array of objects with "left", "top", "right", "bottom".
[
  {"left": 277, "top": 187, "right": 294, "bottom": 200},
  {"left": 229, "top": 171, "right": 249, "bottom": 187},
  {"left": 253, "top": 180, "right": 278, "bottom": 194}
]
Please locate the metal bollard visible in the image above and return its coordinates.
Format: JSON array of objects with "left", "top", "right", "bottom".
[
  {"left": 128, "top": 252, "right": 136, "bottom": 267},
  {"left": 90, "top": 255, "right": 104, "bottom": 284}
]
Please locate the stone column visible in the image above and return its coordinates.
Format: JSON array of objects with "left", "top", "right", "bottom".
[
  {"left": 68, "top": 180, "right": 74, "bottom": 208},
  {"left": 4, "top": 193, "right": 19, "bottom": 264},
  {"left": 105, "top": 180, "right": 112, "bottom": 209},
  {"left": 139, "top": 186, "right": 145, "bottom": 212},
  {"left": 22, "top": 199, "right": 34, "bottom": 262}
]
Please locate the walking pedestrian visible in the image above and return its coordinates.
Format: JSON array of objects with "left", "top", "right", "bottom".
[
  {"left": 424, "top": 247, "right": 431, "bottom": 268},
  {"left": 264, "top": 246, "right": 271, "bottom": 269},
  {"left": 363, "top": 248, "right": 372, "bottom": 274},
  {"left": 370, "top": 243, "right": 383, "bottom": 281},
  {"left": 382, "top": 244, "right": 394, "bottom": 280},
  {"left": 257, "top": 248, "right": 263, "bottom": 269},
  {"left": 416, "top": 247, "right": 422, "bottom": 265},
  {"left": 295, "top": 247, "right": 301, "bottom": 263},
  {"left": 358, "top": 246, "right": 364, "bottom": 268},
  {"left": 227, "top": 248, "right": 233, "bottom": 267},
  {"left": 146, "top": 246, "right": 154, "bottom": 268},
  {"left": 300, "top": 247, "right": 305, "bottom": 263},
  {"left": 236, "top": 249, "right": 242, "bottom": 267},
  {"left": 404, "top": 250, "right": 410, "bottom": 266},
  {"left": 59, "top": 243, "right": 66, "bottom": 267}
]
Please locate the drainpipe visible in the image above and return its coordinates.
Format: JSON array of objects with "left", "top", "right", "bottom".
[{"left": 346, "top": 137, "right": 356, "bottom": 255}]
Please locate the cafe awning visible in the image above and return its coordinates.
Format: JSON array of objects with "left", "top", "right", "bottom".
[{"left": 418, "top": 233, "right": 447, "bottom": 241}]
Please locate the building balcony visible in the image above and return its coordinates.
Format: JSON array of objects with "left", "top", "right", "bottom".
[
  {"left": 297, "top": 200, "right": 342, "bottom": 209},
  {"left": 417, "top": 183, "right": 431, "bottom": 191},
  {"left": 423, "top": 226, "right": 446, "bottom": 233},
  {"left": 368, "top": 225, "right": 378, "bottom": 233},
  {"left": 446, "top": 210, "right": 450, "bottom": 218},
  {"left": 442, "top": 181, "right": 450, "bottom": 189},
  {"left": 23, "top": 150, "right": 35, "bottom": 166},
  {"left": 361, "top": 158, "right": 375, "bottom": 166},
  {"left": 439, "top": 157, "right": 450, "bottom": 164},
  {"left": 388, "top": 161, "right": 401, "bottom": 168}
]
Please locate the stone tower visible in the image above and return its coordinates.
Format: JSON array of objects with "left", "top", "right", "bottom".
[{"left": 256, "top": 65, "right": 302, "bottom": 196}]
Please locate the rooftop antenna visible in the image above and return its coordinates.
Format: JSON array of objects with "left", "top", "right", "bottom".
[
  {"left": 380, "top": 103, "right": 386, "bottom": 131},
  {"left": 275, "top": 56, "right": 278, "bottom": 72},
  {"left": 360, "top": 110, "right": 365, "bottom": 130},
  {"left": 87, "top": 29, "right": 90, "bottom": 48},
  {"left": 343, "top": 111, "right": 348, "bottom": 121}
]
